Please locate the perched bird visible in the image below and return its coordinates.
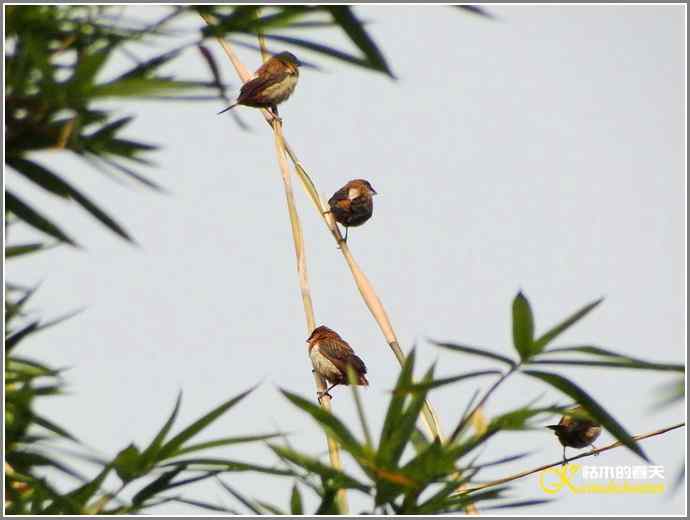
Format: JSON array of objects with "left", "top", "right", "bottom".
[
  {"left": 327, "top": 179, "right": 377, "bottom": 242},
  {"left": 307, "top": 325, "right": 369, "bottom": 401},
  {"left": 547, "top": 405, "right": 602, "bottom": 465},
  {"left": 218, "top": 51, "right": 301, "bottom": 119}
]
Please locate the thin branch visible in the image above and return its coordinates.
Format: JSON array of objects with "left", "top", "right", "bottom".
[
  {"left": 450, "top": 366, "right": 518, "bottom": 444},
  {"left": 200, "top": 12, "right": 348, "bottom": 514},
  {"left": 200, "top": 11, "right": 445, "bottom": 444},
  {"left": 463, "top": 422, "right": 686, "bottom": 494}
]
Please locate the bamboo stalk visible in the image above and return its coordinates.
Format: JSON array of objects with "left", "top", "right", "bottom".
[
  {"left": 200, "top": 12, "right": 348, "bottom": 514},
  {"left": 282, "top": 145, "right": 445, "bottom": 442}
]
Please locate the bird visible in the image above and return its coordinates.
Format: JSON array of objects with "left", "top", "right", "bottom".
[
  {"left": 306, "top": 325, "right": 369, "bottom": 401},
  {"left": 547, "top": 405, "right": 602, "bottom": 465},
  {"left": 327, "top": 179, "right": 377, "bottom": 242},
  {"left": 217, "top": 51, "right": 301, "bottom": 120}
]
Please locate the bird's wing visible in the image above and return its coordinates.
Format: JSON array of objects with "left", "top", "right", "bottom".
[
  {"left": 350, "top": 196, "right": 372, "bottom": 218},
  {"left": 237, "top": 72, "right": 290, "bottom": 106},
  {"left": 328, "top": 185, "right": 351, "bottom": 208},
  {"left": 318, "top": 337, "right": 367, "bottom": 376}
]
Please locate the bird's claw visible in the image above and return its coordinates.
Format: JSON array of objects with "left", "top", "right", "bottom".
[{"left": 317, "top": 391, "right": 333, "bottom": 402}]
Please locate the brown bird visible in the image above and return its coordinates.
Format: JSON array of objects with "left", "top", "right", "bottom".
[
  {"left": 218, "top": 51, "right": 301, "bottom": 119},
  {"left": 327, "top": 179, "right": 377, "bottom": 242},
  {"left": 547, "top": 405, "right": 602, "bottom": 465},
  {"left": 307, "top": 325, "right": 369, "bottom": 401}
]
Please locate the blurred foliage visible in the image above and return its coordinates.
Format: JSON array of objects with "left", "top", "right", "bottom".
[{"left": 4, "top": 4, "right": 684, "bottom": 516}]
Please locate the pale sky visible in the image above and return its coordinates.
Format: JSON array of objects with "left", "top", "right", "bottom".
[{"left": 5, "top": 5, "right": 686, "bottom": 515}]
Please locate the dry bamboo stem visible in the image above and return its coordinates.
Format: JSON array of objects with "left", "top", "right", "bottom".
[
  {"left": 282, "top": 144, "right": 445, "bottom": 443},
  {"left": 199, "top": 13, "right": 348, "bottom": 514},
  {"left": 463, "top": 422, "right": 685, "bottom": 494}
]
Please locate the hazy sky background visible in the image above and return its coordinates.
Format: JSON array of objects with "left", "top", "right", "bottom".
[{"left": 5, "top": 5, "right": 686, "bottom": 515}]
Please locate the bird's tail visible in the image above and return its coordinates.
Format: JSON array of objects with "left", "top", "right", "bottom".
[{"left": 217, "top": 103, "right": 238, "bottom": 115}]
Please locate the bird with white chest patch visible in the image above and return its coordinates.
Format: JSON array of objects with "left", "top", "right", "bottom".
[{"left": 307, "top": 325, "right": 369, "bottom": 401}]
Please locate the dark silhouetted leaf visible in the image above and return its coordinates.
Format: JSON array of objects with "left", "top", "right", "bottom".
[
  {"left": 533, "top": 345, "right": 684, "bottom": 372},
  {"left": 141, "top": 391, "right": 182, "bottom": 467},
  {"left": 281, "top": 389, "right": 365, "bottom": 458},
  {"left": 533, "top": 298, "right": 604, "bottom": 351},
  {"left": 433, "top": 341, "right": 516, "bottom": 367},
  {"left": 5, "top": 191, "right": 77, "bottom": 246},
  {"left": 6, "top": 321, "right": 40, "bottom": 352},
  {"left": 268, "top": 445, "right": 370, "bottom": 492},
  {"left": 217, "top": 477, "right": 263, "bottom": 514},
  {"left": 173, "top": 433, "right": 283, "bottom": 457},
  {"left": 395, "top": 369, "right": 502, "bottom": 394},
  {"left": 132, "top": 466, "right": 185, "bottom": 505},
  {"left": 523, "top": 369, "right": 649, "bottom": 461},
  {"left": 326, "top": 6, "right": 394, "bottom": 77},
  {"left": 8, "top": 157, "right": 133, "bottom": 242},
  {"left": 158, "top": 386, "right": 255, "bottom": 460}
]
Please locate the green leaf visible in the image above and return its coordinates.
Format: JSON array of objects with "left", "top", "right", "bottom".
[
  {"left": 454, "top": 5, "right": 495, "bottom": 18},
  {"left": 280, "top": 389, "right": 365, "bottom": 459},
  {"left": 5, "top": 242, "right": 50, "bottom": 258},
  {"left": 216, "top": 477, "right": 263, "bottom": 514},
  {"left": 160, "top": 458, "right": 292, "bottom": 476},
  {"left": 379, "top": 364, "right": 435, "bottom": 471},
  {"left": 523, "top": 369, "right": 649, "bottom": 461},
  {"left": 268, "top": 445, "right": 370, "bottom": 492},
  {"left": 140, "top": 391, "right": 182, "bottom": 467},
  {"left": 171, "top": 497, "right": 238, "bottom": 514},
  {"left": 249, "top": 32, "right": 380, "bottom": 73},
  {"left": 512, "top": 291, "right": 536, "bottom": 359},
  {"left": 132, "top": 466, "right": 185, "bottom": 505},
  {"left": 394, "top": 370, "right": 502, "bottom": 394},
  {"left": 32, "top": 413, "right": 78, "bottom": 442},
  {"left": 533, "top": 298, "right": 604, "bottom": 351},
  {"left": 432, "top": 341, "right": 516, "bottom": 367},
  {"left": 290, "top": 484, "right": 303, "bottom": 514},
  {"left": 157, "top": 386, "right": 255, "bottom": 460},
  {"left": 377, "top": 349, "right": 416, "bottom": 467},
  {"left": 533, "top": 345, "right": 684, "bottom": 372},
  {"left": 113, "top": 444, "right": 142, "bottom": 483},
  {"left": 55, "top": 466, "right": 110, "bottom": 513},
  {"left": 326, "top": 6, "right": 394, "bottom": 78},
  {"left": 172, "top": 433, "right": 283, "bottom": 457},
  {"left": 5, "top": 190, "right": 77, "bottom": 246},
  {"left": 5, "top": 321, "right": 40, "bottom": 351}
]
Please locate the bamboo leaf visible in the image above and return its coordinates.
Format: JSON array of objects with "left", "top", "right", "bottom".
[
  {"left": 290, "top": 484, "right": 303, "bottom": 515},
  {"left": 5, "top": 190, "right": 77, "bottom": 246},
  {"left": 533, "top": 345, "right": 684, "bottom": 372},
  {"left": 377, "top": 349, "right": 416, "bottom": 467},
  {"left": 5, "top": 242, "right": 50, "bottom": 258},
  {"left": 394, "top": 370, "right": 502, "bottom": 394},
  {"left": 8, "top": 158, "right": 133, "bottom": 242},
  {"left": 432, "top": 341, "right": 517, "bottom": 367},
  {"left": 158, "top": 386, "right": 255, "bottom": 460},
  {"left": 533, "top": 298, "right": 604, "bottom": 351},
  {"left": 268, "top": 445, "right": 370, "bottom": 491},
  {"left": 132, "top": 467, "right": 185, "bottom": 505},
  {"left": 172, "top": 433, "right": 283, "bottom": 457},
  {"left": 281, "top": 389, "right": 365, "bottom": 458},
  {"left": 140, "top": 391, "right": 182, "bottom": 467},
  {"left": 326, "top": 6, "right": 394, "bottom": 77},
  {"left": 512, "top": 291, "right": 536, "bottom": 359}
]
